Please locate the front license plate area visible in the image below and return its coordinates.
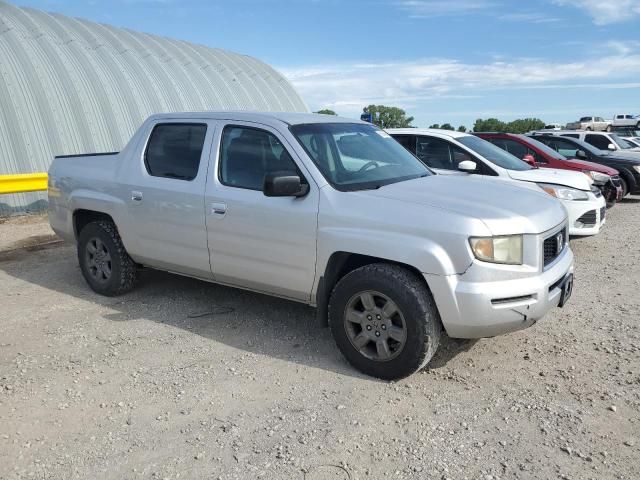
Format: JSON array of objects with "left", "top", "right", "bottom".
[{"left": 558, "top": 273, "right": 574, "bottom": 308}]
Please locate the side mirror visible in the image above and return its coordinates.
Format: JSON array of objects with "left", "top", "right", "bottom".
[
  {"left": 263, "top": 173, "right": 309, "bottom": 197},
  {"left": 575, "top": 149, "right": 587, "bottom": 159},
  {"left": 607, "top": 143, "right": 616, "bottom": 151},
  {"left": 458, "top": 160, "right": 477, "bottom": 173},
  {"left": 522, "top": 154, "right": 537, "bottom": 167}
]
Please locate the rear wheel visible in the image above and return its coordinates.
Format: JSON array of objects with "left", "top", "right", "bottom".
[
  {"left": 77, "top": 220, "right": 139, "bottom": 296},
  {"left": 606, "top": 125, "right": 612, "bottom": 132},
  {"left": 328, "top": 263, "right": 442, "bottom": 380}
]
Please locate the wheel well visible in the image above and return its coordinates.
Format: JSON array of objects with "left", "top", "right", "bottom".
[
  {"left": 315, "top": 252, "right": 427, "bottom": 326},
  {"left": 73, "top": 209, "right": 114, "bottom": 239}
]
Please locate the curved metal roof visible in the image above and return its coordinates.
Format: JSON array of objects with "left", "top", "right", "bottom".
[{"left": 0, "top": 1, "right": 307, "bottom": 214}]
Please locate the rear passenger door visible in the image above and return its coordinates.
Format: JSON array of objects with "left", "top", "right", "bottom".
[
  {"left": 126, "top": 120, "right": 214, "bottom": 279},
  {"left": 204, "top": 122, "right": 319, "bottom": 301}
]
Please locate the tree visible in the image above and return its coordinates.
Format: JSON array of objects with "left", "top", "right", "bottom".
[
  {"left": 457, "top": 125, "right": 467, "bottom": 132},
  {"left": 428, "top": 123, "right": 440, "bottom": 129},
  {"left": 473, "top": 117, "right": 546, "bottom": 134},
  {"left": 315, "top": 109, "right": 337, "bottom": 115},
  {"left": 363, "top": 105, "right": 414, "bottom": 128},
  {"left": 440, "top": 123, "right": 455, "bottom": 131}
]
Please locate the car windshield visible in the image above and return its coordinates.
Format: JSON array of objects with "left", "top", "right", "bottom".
[
  {"left": 290, "top": 123, "right": 431, "bottom": 191},
  {"left": 610, "top": 134, "right": 634, "bottom": 149},
  {"left": 457, "top": 135, "right": 532, "bottom": 171},
  {"left": 521, "top": 136, "right": 567, "bottom": 160}
]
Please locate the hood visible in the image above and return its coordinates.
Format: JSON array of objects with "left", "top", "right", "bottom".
[
  {"left": 603, "top": 150, "right": 640, "bottom": 163},
  {"left": 564, "top": 158, "right": 619, "bottom": 175},
  {"left": 359, "top": 175, "right": 566, "bottom": 236},
  {"left": 508, "top": 167, "right": 592, "bottom": 190}
]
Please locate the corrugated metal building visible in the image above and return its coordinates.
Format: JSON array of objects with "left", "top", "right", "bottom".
[{"left": 0, "top": 1, "right": 308, "bottom": 215}]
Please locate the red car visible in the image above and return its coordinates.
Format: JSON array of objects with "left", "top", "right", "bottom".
[{"left": 475, "top": 132, "right": 623, "bottom": 207}]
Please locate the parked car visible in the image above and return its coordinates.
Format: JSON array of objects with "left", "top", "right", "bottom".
[
  {"left": 543, "top": 123, "right": 562, "bottom": 131},
  {"left": 612, "top": 113, "right": 640, "bottom": 128},
  {"left": 548, "top": 130, "right": 640, "bottom": 154},
  {"left": 624, "top": 137, "right": 640, "bottom": 148},
  {"left": 566, "top": 116, "right": 611, "bottom": 131},
  {"left": 474, "top": 132, "right": 623, "bottom": 207},
  {"left": 529, "top": 133, "right": 640, "bottom": 196},
  {"left": 48, "top": 112, "right": 575, "bottom": 380},
  {"left": 388, "top": 129, "right": 606, "bottom": 236}
]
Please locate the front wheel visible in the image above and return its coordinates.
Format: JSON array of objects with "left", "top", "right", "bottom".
[
  {"left": 328, "top": 263, "right": 442, "bottom": 380},
  {"left": 620, "top": 177, "right": 629, "bottom": 197},
  {"left": 77, "top": 220, "right": 140, "bottom": 296}
]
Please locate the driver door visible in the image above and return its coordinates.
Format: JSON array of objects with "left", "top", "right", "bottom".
[{"left": 205, "top": 122, "right": 319, "bottom": 301}]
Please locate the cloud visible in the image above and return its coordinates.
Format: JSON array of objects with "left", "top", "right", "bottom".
[
  {"left": 551, "top": 0, "right": 640, "bottom": 24},
  {"left": 280, "top": 44, "right": 640, "bottom": 115},
  {"left": 397, "top": 0, "right": 497, "bottom": 17},
  {"left": 498, "top": 12, "right": 560, "bottom": 23}
]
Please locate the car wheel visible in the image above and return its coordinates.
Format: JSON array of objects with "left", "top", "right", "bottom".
[
  {"left": 328, "top": 263, "right": 442, "bottom": 380},
  {"left": 620, "top": 177, "right": 629, "bottom": 197},
  {"left": 606, "top": 125, "right": 612, "bottom": 132},
  {"left": 77, "top": 220, "right": 140, "bottom": 296},
  {"left": 586, "top": 127, "right": 592, "bottom": 131}
]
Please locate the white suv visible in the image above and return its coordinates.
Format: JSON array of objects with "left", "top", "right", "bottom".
[{"left": 555, "top": 130, "right": 640, "bottom": 154}]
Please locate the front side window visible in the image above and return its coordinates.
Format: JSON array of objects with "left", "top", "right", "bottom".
[
  {"left": 416, "top": 136, "right": 456, "bottom": 169},
  {"left": 585, "top": 134, "right": 611, "bottom": 150},
  {"left": 290, "top": 123, "right": 430, "bottom": 191},
  {"left": 457, "top": 136, "right": 532, "bottom": 171},
  {"left": 145, "top": 123, "right": 207, "bottom": 180},
  {"left": 219, "top": 126, "right": 303, "bottom": 191}
]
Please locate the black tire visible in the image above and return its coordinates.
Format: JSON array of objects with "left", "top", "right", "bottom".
[
  {"left": 586, "top": 127, "right": 592, "bottom": 131},
  {"left": 77, "top": 220, "right": 139, "bottom": 296},
  {"left": 606, "top": 125, "right": 612, "bottom": 132},
  {"left": 328, "top": 263, "right": 442, "bottom": 380},
  {"left": 620, "top": 176, "right": 629, "bottom": 197}
]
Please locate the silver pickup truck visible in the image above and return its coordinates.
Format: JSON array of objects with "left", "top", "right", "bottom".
[{"left": 48, "top": 112, "right": 574, "bottom": 379}]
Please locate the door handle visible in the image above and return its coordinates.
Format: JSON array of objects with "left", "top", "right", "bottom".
[
  {"left": 211, "top": 202, "right": 227, "bottom": 215},
  {"left": 131, "top": 191, "right": 143, "bottom": 202}
]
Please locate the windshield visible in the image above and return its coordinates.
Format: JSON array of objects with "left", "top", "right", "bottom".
[
  {"left": 290, "top": 123, "right": 431, "bottom": 191},
  {"left": 610, "top": 134, "right": 634, "bottom": 149},
  {"left": 521, "top": 136, "right": 567, "bottom": 160},
  {"left": 457, "top": 136, "right": 532, "bottom": 171}
]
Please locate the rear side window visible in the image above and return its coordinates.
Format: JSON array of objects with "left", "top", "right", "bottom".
[
  {"left": 219, "top": 126, "right": 302, "bottom": 191},
  {"left": 145, "top": 123, "right": 207, "bottom": 180},
  {"left": 585, "top": 134, "right": 611, "bottom": 150}
]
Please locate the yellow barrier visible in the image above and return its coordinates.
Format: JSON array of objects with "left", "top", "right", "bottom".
[{"left": 0, "top": 173, "right": 48, "bottom": 194}]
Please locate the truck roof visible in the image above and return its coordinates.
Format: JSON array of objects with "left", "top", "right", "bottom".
[{"left": 147, "top": 111, "right": 365, "bottom": 126}]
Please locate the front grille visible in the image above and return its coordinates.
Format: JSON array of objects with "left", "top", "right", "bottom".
[
  {"left": 543, "top": 228, "right": 567, "bottom": 267},
  {"left": 576, "top": 210, "right": 597, "bottom": 227},
  {"left": 600, "top": 207, "right": 606, "bottom": 222}
]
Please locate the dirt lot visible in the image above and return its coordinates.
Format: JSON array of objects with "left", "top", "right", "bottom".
[{"left": 1, "top": 204, "right": 639, "bottom": 480}]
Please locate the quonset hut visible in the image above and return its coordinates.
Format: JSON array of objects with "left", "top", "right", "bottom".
[{"left": 0, "top": 1, "right": 307, "bottom": 214}]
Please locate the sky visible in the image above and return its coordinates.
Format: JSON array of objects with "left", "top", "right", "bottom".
[{"left": 11, "top": 0, "right": 640, "bottom": 129}]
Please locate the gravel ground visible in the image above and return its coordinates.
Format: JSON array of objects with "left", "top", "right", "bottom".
[{"left": 1, "top": 203, "right": 639, "bottom": 480}]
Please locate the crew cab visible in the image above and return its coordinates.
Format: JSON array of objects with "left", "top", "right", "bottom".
[
  {"left": 566, "top": 116, "right": 611, "bottom": 131},
  {"left": 48, "top": 112, "right": 575, "bottom": 380},
  {"left": 388, "top": 129, "right": 606, "bottom": 236},
  {"left": 530, "top": 133, "right": 640, "bottom": 196},
  {"left": 612, "top": 114, "right": 640, "bottom": 128},
  {"left": 475, "top": 132, "right": 623, "bottom": 207}
]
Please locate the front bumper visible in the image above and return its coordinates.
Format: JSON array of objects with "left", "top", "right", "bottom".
[
  {"left": 563, "top": 192, "right": 606, "bottom": 236},
  {"left": 425, "top": 237, "right": 574, "bottom": 339}
]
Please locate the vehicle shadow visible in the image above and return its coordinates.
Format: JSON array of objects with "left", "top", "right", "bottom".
[{"left": 0, "top": 244, "right": 476, "bottom": 381}]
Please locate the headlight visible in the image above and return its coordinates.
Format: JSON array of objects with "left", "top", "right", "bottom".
[
  {"left": 537, "top": 183, "right": 589, "bottom": 201},
  {"left": 589, "top": 171, "right": 610, "bottom": 183},
  {"left": 633, "top": 165, "right": 640, "bottom": 174},
  {"left": 469, "top": 235, "right": 523, "bottom": 265}
]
